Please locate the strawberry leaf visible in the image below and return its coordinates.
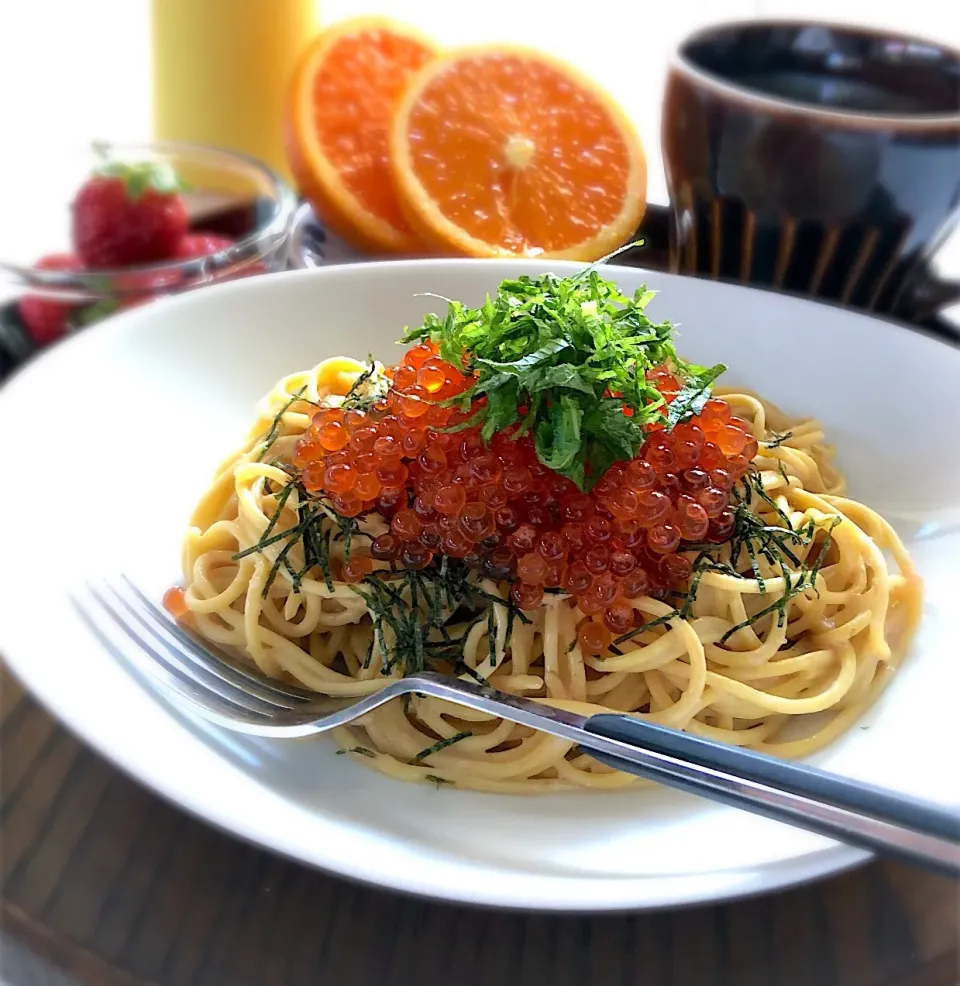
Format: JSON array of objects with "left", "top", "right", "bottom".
[{"left": 96, "top": 159, "right": 187, "bottom": 200}]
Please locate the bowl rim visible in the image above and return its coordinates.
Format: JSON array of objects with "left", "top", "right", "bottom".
[
  {"left": 0, "top": 139, "right": 298, "bottom": 298},
  {"left": 3, "top": 259, "right": 959, "bottom": 910}
]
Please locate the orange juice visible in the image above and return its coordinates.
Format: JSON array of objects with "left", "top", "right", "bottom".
[{"left": 151, "top": 0, "right": 318, "bottom": 181}]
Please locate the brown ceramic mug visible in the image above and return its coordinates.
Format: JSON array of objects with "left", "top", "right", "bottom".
[{"left": 662, "top": 21, "right": 960, "bottom": 321}]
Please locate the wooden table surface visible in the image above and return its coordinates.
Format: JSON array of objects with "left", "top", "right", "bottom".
[{"left": 1, "top": 666, "right": 957, "bottom": 986}]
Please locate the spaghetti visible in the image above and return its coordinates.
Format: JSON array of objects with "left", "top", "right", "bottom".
[{"left": 172, "top": 275, "right": 922, "bottom": 793}]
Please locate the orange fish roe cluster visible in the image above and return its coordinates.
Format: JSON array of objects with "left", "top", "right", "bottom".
[{"left": 293, "top": 347, "right": 759, "bottom": 654}]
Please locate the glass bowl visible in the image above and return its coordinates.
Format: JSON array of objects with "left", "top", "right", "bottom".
[
  {"left": 0, "top": 140, "right": 297, "bottom": 357},
  {"left": 286, "top": 201, "right": 378, "bottom": 269}
]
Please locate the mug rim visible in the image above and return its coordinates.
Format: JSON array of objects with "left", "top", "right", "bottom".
[{"left": 671, "top": 18, "right": 960, "bottom": 130}]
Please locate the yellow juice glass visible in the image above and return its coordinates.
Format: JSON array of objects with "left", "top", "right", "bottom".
[{"left": 151, "top": 0, "right": 318, "bottom": 182}]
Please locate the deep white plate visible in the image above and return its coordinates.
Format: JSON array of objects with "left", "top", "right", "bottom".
[{"left": 1, "top": 261, "right": 958, "bottom": 911}]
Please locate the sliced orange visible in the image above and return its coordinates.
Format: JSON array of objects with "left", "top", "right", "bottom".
[
  {"left": 285, "top": 18, "right": 439, "bottom": 254},
  {"left": 389, "top": 46, "right": 647, "bottom": 261}
]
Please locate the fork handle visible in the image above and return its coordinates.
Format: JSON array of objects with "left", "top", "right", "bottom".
[{"left": 583, "top": 714, "right": 960, "bottom": 876}]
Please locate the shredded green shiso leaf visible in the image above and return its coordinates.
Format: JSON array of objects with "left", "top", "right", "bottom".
[{"left": 402, "top": 268, "right": 725, "bottom": 491}]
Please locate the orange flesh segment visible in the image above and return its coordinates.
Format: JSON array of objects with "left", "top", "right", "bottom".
[
  {"left": 400, "top": 52, "right": 643, "bottom": 255},
  {"left": 310, "top": 29, "right": 435, "bottom": 235}
]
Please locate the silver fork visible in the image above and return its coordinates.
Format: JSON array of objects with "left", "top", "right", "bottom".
[{"left": 74, "top": 576, "right": 960, "bottom": 877}]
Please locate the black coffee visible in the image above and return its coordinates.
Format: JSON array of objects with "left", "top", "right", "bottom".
[
  {"left": 731, "top": 70, "right": 928, "bottom": 114},
  {"left": 683, "top": 23, "right": 960, "bottom": 116}
]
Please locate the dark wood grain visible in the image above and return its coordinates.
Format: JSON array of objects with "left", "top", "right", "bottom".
[{"left": 1, "top": 666, "right": 957, "bottom": 986}]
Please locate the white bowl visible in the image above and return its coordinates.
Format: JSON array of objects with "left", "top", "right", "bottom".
[{"left": 1, "top": 260, "right": 957, "bottom": 910}]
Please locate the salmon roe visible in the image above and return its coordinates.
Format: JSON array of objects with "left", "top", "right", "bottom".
[
  {"left": 162, "top": 586, "right": 189, "bottom": 619},
  {"left": 293, "top": 345, "right": 757, "bottom": 654}
]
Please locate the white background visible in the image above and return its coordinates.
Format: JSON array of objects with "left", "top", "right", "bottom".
[{"left": 2, "top": 2, "right": 959, "bottom": 200}]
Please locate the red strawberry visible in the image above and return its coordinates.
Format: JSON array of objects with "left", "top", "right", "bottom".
[
  {"left": 17, "top": 253, "right": 82, "bottom": 346},
  {"left": 71, "top": 160, "right": 189, "bottom": 267},
  {"left": 175, "top": 232, "right": 266, "bottom": 277},
  {"left": 174, "top": 233, "right": 236, "bottom": 259}
]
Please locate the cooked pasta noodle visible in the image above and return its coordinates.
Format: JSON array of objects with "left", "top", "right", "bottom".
[{"left": 175, "top": 358, "right": 922, "bottom": 793}]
